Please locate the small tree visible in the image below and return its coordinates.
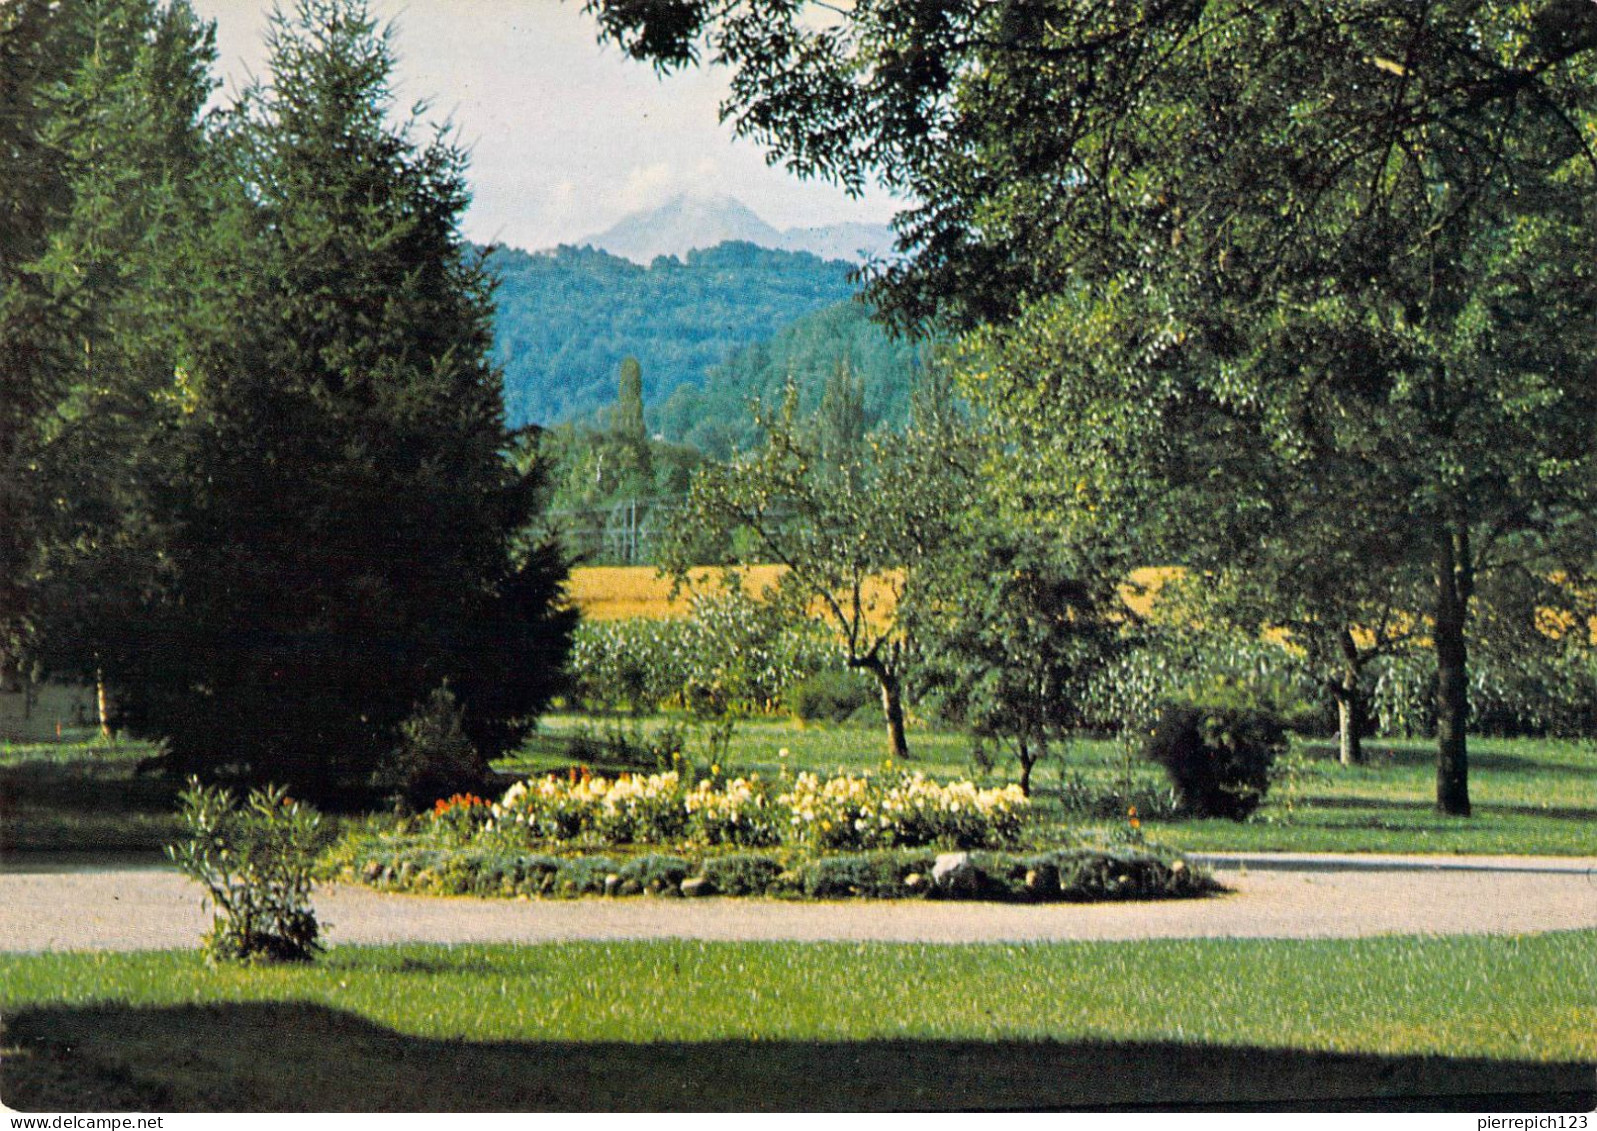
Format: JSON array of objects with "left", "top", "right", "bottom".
[
  {"left": 914, "top": 526, "right": 1127, "bottom": 795},
  {"left": 661, "top": 380, "right": 973, "bottom": 759}
]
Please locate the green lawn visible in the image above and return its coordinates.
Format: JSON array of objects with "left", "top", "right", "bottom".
[
  {"left": 2, "top": 934, "right": 1592, "bottom": 1110},
  {"left": 5, "top": 719, "right": 1593, "bottom": 858},
  {"left": 511, "top": 714, "right": 1597, "bottom": 856},
  {"left": 0, "top": 735, "right": 179, "bottom": 854}
]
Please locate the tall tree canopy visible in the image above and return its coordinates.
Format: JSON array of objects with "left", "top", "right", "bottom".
[
  {"left": 85, "top": 0, "right": 574, "bottom": 796},
  {"left": 589, "top": 0, "right": 1597, "bottom": 815},
  {"left": 0, "top": 0, "right": 215, "bottom": 700}
]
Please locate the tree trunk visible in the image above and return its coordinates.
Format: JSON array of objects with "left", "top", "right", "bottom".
[
  {"left": 860, "top": 657, "right": 910, "bottom": 761},
  {"left": 1434, "top": 529, "right": 1472, "bottom": 816},
  {"left": 96, "top": 666, "right": 111, "bottom": 740},
  {"left": 1335, "top": 629, "right": 1363, "bottom": 767},
  {"left": 1017, "top": 737, "right": 1034, "bottom": 797}
]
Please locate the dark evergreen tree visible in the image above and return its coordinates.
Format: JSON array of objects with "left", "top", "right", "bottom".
[
  {"left": 102, "top": 0, "right": 573, "bottom": 797},
  {"left": 0, "top": 0, "right": 214, "bottom": 707}
]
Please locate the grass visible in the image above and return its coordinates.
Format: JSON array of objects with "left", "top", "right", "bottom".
[
  {"left": 2, "top": 934, "right": 1593, "bottom": 1110},
  {"left": 5, "top": 718, "right": 1592, "bottom": 860},
  {"left": 0, "top": 734, "right": 179, "bottom": 854},
  {"left": 507, "top": 715, "right": 1597, "bottom": 857}
]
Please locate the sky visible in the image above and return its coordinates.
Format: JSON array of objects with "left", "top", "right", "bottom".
[{"left": 190, "top": 0, "right": 901, "bottom": 251}]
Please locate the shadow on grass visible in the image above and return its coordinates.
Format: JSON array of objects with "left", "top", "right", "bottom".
[
  {"left": 1300, "top": 795, "right": 1597, "bottom": 824},
  {"left": 4, "top": 1001, "right": 1591, "bottom": 1113},
  {"left": 1297, "top": 744, "right": 1591, "bottom": 774}
]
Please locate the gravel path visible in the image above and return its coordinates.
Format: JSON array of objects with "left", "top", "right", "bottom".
[{"left": 2, "top": 856, "right": 1594, "bottom": 952}]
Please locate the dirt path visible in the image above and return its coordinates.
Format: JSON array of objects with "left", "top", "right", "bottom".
[{"left": 2, "top": 856, "right": 1594, "bottom": 952}]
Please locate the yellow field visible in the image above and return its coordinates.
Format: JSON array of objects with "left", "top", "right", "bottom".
[
  {"left": 565, "top": 566, "right": 790, "bottom": 620},
  {"left": 566, "top": 565, "right": 1595, "bottom": 649},
  {"left": 567, "top": 565, "right": 1175, "bottom": 623}
]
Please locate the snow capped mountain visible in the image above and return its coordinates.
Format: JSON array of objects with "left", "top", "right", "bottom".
[{"left": 576, "top": 194, "right": 895, "bottom": 264}]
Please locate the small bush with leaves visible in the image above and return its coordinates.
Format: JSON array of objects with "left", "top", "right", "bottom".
[
  {"left": 564, "top": 719, "right": 687, "bottom": 772},
  {"left": 1142, "top": 704, "right": 1285, "bottom": 820},
  {"left": 797, "top": 851, "right": 936, "bottom": 899},
  {"left": 618, "top": 853, "right": 693, "bottom": 894},
  {"left": 166, "top": 779, "right": 325, "bottom": 963},
  {"left": 375, "top": 685, "right": 493, "bottom": 811},
  {"left": 786, "top": 669, "right": 875, "bottom": 722},
  {"left": 696, "top": 853, "right": 787, "bottom": 896}
]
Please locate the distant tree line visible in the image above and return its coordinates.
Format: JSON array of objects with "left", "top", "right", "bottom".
[{"left": 487, "top": 241, "right": 861, "bottom": 426}]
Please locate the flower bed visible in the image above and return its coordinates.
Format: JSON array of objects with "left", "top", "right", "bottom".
[
  {"left": 483, "top": 767, "right": 1029, "bottom": 852},
  {"left": 321, "top": 768, "right": 1216, "bottom": 904}
]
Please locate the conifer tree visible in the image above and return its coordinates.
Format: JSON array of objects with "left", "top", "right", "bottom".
[{"left": 104, "top": 0, "right": 573, "bottom": 795}]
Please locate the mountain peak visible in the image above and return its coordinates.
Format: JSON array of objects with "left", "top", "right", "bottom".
[{"left": 577, "top": 194, "right": 894, "bottom": 265}]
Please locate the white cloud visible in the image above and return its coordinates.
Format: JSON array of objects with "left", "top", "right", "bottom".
[
  {"left": 191, "top": 0, "right": 902, "bottom": 251},
  {"left": 615, "top": 162, "right": 679, "bottom": 213}
]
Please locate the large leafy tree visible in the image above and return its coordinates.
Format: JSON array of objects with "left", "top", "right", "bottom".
[
  {"left": 0, "top": 0, "right": 214, "bottom": 706},
  {"left": 96, "top": 0, "right": 573, "bottom": 796},
  {"left": 588, "top": 0, "right": 1597, "bottom": 815}
]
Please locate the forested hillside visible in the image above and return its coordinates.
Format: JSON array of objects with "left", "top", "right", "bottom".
[
  {"left": 486, "top": 241, "right": 858, "bottom": 425},
  {"left": 653, "top": 299, "right": 928, "bottom": 458}
]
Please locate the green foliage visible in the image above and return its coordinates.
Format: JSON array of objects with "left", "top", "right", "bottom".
[
  {"left": 487, "top": 242, "right": 858, "bottom": 427},
  {"left": 1159, "top": 631, "right": 1329, "bottom": 735},
  {"left": 165, "top": 778, "right": 324, "bottom": 963},
  {"left": 654, "top": 300, "right": 926, "bottom": 458},
  {"left": 1372, "top": 644, "right": 1597, "bottom": 740},
  {"left": 785, "top": 670, "right": 874, "bottom": 723},
  {"left": 2, "top": 0, "right": 215, "bottom": 697},
  {"left": 589, "top": 0, "right": 1597, "bottom": 819},
  {"left": 695, "top": 852, "right": 786, "bottom": 896},
  {"left": 1142, "top": 705, "right": 1285, "bottom": 821},
  {"left": 795, "top": 851, "right": 933, "bottom": 899},
  {"left": 565, "top": 588, "right": 848, "bottom": 715},
  {"left": 88, "top": 0, "right": 575, "bottom": 797},
  {"left": 562, "top": 718, "right": 687, "bottom": 773},
  {"left": 1007, "top": 849, "right": 1218, "bottom": 903},
  {"left": 913, "top": 524, "right": 1131, "bottom": 794},
  {"left": 661, "top": 374, "right": 977, "bottom": 759},
  {"left": 616, "top": 853, "right": 692, "bottom": 895},
  {"left": 374, "top": 686, "right": 492, "bottom": 812}
]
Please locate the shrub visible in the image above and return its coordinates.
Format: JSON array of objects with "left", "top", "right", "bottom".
[
  {"left": 554, "top": 854, "right": 621, "bottom": 896},
  {"left": 786, "top": 670, "right": 874, "bottom": 723},
  {"left": 1142, "top": 704, "right": 1284, "bottom": 820},
  {"left": 617, "top": 853, "right": 693, "bottom": 894},
  {"left": 1000, "top": 849, "right": 1218, "bottom": 902},
  {"left": 796, "top": 851, "right": 935, "bottom": 899},
  {"left": 375, "top": 685, "right": 492, "bottom": 811},
  {"left": 696, "top": 853, "right": 786, "bottom": 896},
  {"left": 166, "top": 779, "right": 325, "bottom": 963},
  {"left": 564, "top": 720, "right": 687, "bottom": 772}
]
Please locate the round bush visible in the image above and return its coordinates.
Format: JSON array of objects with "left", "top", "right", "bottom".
[{"left": 1142, "top": 704, "right": 1284, "bottom": 820}]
